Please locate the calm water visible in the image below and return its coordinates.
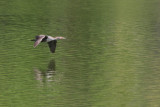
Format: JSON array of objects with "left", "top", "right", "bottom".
[{"left": 0, "top": 0, "right": 160, "bottom": 107}]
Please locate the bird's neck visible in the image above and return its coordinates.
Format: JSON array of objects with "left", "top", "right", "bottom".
[{"left": 55, "top": 37, "right": 61, "bottom": 40}]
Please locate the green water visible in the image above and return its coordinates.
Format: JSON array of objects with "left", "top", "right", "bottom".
[{"left": 0, "top": 0, "right": 160, "bottom": 107}]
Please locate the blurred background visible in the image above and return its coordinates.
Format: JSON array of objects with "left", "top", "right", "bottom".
[{"left": 0, "top": 0, "right": 160, "bottom": 107}]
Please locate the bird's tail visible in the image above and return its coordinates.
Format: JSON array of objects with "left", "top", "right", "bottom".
[{"left": 31, "top": 39, "right": 35, "bottom": 41}]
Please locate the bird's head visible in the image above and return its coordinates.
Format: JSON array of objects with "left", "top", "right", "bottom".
[{"left": 55, "top": 37, "right": 66, "bottom": 40}]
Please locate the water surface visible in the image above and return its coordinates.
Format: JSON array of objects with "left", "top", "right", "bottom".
[{"left": 0, "top": 0, "right": 160, "bottom": 107}]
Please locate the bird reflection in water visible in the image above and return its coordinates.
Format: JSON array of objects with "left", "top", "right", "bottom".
[{"left": 34, "top": 59, "right": 62, "bottom": 85}]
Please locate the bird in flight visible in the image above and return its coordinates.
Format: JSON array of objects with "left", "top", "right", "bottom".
[{"left": 31, "top": 35, "right": 66, "bottom": 53}]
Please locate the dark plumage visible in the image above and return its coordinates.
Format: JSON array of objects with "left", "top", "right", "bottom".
[
  {"left": 48, "top": 40, "right": 57, "bottom": 53},
  {"left": 31, "top": 35, "right": 65, "bottom": 53}
]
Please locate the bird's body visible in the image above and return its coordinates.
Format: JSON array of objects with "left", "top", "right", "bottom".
[{"left": 31, "top": 35, "right": 65, "bottom": 53}]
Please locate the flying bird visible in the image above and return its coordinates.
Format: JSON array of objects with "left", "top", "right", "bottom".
[{"left": 31, "top": 35, "right": 65, "bottom": 53}]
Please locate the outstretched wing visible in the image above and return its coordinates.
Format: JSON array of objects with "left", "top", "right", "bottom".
[
  {"left": 34, "top": 35, "right": 45, "bottom": 47},
  {"left": 48, "top": 40, "right": 57, "bottom": 53}
]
